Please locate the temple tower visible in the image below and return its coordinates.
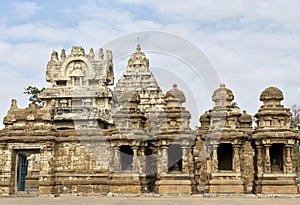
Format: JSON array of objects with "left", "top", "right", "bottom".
[
  {"left": 113, "top": 44, "right": 165, "bottom": 118},
  {"left": 39, "top": 46, "right": 114, "bottom": 130}
]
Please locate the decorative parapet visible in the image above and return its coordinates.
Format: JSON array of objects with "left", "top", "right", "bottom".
[
  {"left": 46, "top": 46, "right": 114, "bottom": 87},
  {"left": 3, "top": 99, "right": 54, "bottom": 129}
]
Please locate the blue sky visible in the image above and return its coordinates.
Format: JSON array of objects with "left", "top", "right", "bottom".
[{"left": 1, "top": 0, "right": 300, "bottom": 128}]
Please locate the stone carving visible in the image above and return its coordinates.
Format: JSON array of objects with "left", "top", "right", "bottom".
[{"left": 0, "top": 150, "right": 7, "bottom": 168}]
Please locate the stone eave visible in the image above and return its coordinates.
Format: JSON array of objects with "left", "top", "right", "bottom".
[{"left": 252, "top": 130, "right": 299, "bottom": 139}]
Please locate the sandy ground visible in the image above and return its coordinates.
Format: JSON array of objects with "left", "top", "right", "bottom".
[{"left": 1, "top": 195, "right": 300, "bottom": 205}]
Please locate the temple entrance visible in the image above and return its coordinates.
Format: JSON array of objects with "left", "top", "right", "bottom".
[
  {"left": 120, "top": 145, "right": 133, "bottom": 171},
  {"left": 17, "top": 154, "right": 27, "bottom": 191},
  {"left": 15, "top": 150, "right": 40, "bottom": 194},
  {"left": 218, "top": 143, "right": 233, "bottom": 171},
  {"left": 168, "top": 144, "right": 182, "bottom": 173},
  {"left": 270, "top": 143, "right": 284, "bottom": 172}
]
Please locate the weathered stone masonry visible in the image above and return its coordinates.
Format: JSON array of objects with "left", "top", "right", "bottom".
[{"left": 0, "top": 45, "right": 299, "bottom": 195}]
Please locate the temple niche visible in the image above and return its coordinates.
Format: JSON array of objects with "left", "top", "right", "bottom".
[{"left": 0, "top": 44, "right": 299, "bottom": 196}]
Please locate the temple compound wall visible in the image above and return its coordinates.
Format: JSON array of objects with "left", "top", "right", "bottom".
[{"left": 0, "top": 45, "right": 299, "bottom": 195}]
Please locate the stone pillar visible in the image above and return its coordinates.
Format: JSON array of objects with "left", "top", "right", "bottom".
[
  {"left": 264, "top": 144, "right": 271, "bottom": 173},
  {"left": 0, "top": 145, "right": 11, "bottom": 195},
  {"left": 108, "top": 146, "right": 114, "bottom": 172},
  {"left": 256, "top": 144, "right": 263, "bottom": 176},
  {"left": 233, "top": 144, "right": 241, "bottom": 173},
  {"left": 211, "top": 144, "right": 219, "bottom": 172},
  {"left": 138, "top": 146, "right": 146, "bottom": 174},
  {"left": 113, "top": 146, "right": 120, "bottom": 172},
  {"left": 182, "top": 145, "right": 189, "bottom": 173},
  {"left": 156, "top": 148, "right": 162, "bottom": 174},
  {"left": 161, "top": 145, "right": 168, "bottom": 174},
  {"left": 205, "top": 145, "right": 212, "bottom": 174},
  {"left": 132, "top": 146, "right": 138, "bottom": 172},
  {"left": 285, "top": 145, "right": 293, "bottom": 173}
]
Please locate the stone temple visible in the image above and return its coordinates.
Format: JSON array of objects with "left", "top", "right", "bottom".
[{"left": 0, "top": 45, "right": 299, "bottom": 195}]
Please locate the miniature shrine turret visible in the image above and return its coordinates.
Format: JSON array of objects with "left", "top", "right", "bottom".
[{"left": 252, "top": 86, "right": 299, "bottom": 194}]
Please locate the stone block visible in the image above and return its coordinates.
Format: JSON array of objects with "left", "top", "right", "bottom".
[
  {"left": 261, "top": 185, "right": 299, "bottom": 194},
  {"left": 109, "top": 185, "right": 141, "bottom": 193},
  {"left": 208, "top": 179, "right": 245, "bottom": 194},
  {"left": 156, "top": 179, "right": 192, "bottom": 194}
]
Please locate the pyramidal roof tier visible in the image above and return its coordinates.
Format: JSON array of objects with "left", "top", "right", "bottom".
[{"left": 113, "top": 44, "right": 165, "bottom": 114}]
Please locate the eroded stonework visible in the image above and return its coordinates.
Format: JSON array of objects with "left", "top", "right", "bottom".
[{"left": 0, "top": 45, "right": 299, "bottom": 195}]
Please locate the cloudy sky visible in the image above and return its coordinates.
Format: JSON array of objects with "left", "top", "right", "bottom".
[{"left": 1, "top": 0, "right": 300, "bottom": 128}]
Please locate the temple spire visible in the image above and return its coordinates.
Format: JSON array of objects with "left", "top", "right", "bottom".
[{"left": 136, "top": 37, "right": 141, "bottom": 51}]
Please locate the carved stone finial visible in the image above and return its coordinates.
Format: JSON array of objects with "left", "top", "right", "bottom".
[
  {"left": 29, "top": 103, "right": 38, "bottom": 110},
  {"left": 10, "top": 99, "right": 18, "bottom": 110},
  {"left": 136, "top": 43, "right": 141, "bottom": 52},
  {"left": 89, "top": 48, "right": 95, "bottom": 59},
  {"left": 51, "top": 50, "right": 58, "bottom": 61},
  {"left": 70, "top": 46, "right": 85, "bottom": 57},
  {"left": 239, "top": 110, "right": 252, "bottom": 124},
  {"left": 98, "top": 48, "right": 104, "bottom": 59},
  {"left": 212, "top": 83, "right": 234, "bottom": 108},
  {"left": 259, "top": 86, "right": 283, "bottom": 102},
  {"left": 136, "top": 37, "right": 141, "bottom": 51},
  {"left": 61, "top": 49, "right": 66, "bottom": 59},
  {"left": 106, "top": 50, "right": 112, "bottom": 60},
  {"left": 165, "top": 83, "right": 186, "bottom": 103}
]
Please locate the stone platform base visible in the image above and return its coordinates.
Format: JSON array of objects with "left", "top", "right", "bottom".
[
  {"left": 253, "top": 176, "right": 299, "bottom": 194},
  {"left": 208, "top": 179, "right": 245, "bottom": 194},
  {"left": 109, "top": 174, "right": 148, "bottom": 194},
  {"left": 261, "top": 185, "right": 298, "bottom": 194},
  {"left": 110, "top": 185, "right": 142, "bottom": 193},
  {"left": 156, "top": 179, "right": 192, "bottom": 194},
  {"left": 254, "top": 184, "right": 299, "bottom": 194}
]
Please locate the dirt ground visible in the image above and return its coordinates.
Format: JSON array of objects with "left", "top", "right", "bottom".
[{"left": 1, "top": 195, "right": 300, "bottom": 205}]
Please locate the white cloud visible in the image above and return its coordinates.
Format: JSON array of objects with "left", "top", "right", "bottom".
[
  {"left": 118, "top": 0, "right": 300, "bottom": 31},
  {"left": 12, "top": 2, "right": 41, "bottom": 19},
  {"left": 1, "top": 0, "right": 300, "bottom": 128}
]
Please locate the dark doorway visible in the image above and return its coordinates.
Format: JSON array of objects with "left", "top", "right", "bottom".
[
  {"left": 168, "top": 144, "right": 182, "bottom": 173},
  {"left": 218, "top": 143, "right": 233, "bottom": 171},
  {"left": 120, "top": 145, "right": 133, "bottom": 171},
  {"left": 17, "top": 154, "right": 28, "bottom": 191},
  {"left": 15, "top": 150, "right": 40, "bottom": 194},
  {"left": 270, "top": 143, "right": 284, "bottom": 172}
]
